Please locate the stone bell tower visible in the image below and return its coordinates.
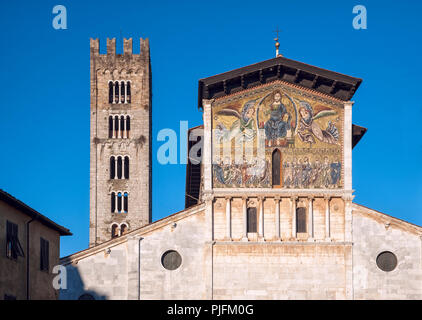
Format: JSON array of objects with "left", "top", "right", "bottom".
[{"left": 89, "top": 37, "right": 152, "bottom": 247}]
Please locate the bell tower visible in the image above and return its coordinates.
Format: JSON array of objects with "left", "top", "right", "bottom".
[{"left": 89, "top": 38, "right": 152, "bottom": 247}]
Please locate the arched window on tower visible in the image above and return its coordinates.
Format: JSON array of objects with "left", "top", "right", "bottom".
[
  {"left": 117, "top": 156, "right": 122, "bottom": 179},
  {"left": 108, "top": 82, "right": 113, "bottom": 104},
  {"left": 111, "top": 224, "right": 119, "bottom": 238},
  {"left": 108, "top": 116, "right": 113, "bottom": 138},
  {"left": 272, "top": 149, "right": 282, "bottom": 187},
  {"left": 123, "top": 192, "right": 128, "bottom": 213},
  {"left": 120, "top": 82, "right": 125, "bottom": 103},
  {"left": 120, "top": 224, "right": 127, "bottom": 235},
  {"left": 114, "top": 81, "right": 120, "bottom": 104},
  {"left": 296, "top": 207, "right": 307, "bottom": 233},
  {"left": 114, "top": 116, "right": 119, "bottom": 138},
  {"left": 127, "top": 82, "right": 131, "bottom": 103},
  {"left": 247, "top": 207, "right": 257, "bottom": 233},
  {"left": 124, "top": 156, "right": 129, "bottom": 179},
  {"left": 126, "top": 116, "right": 130, "bottom": 138},
  {"left": 110, "top": 156, "right": 115, "bottom": 179},
  {"left": 117, "top": 192, "right": 122, "bottom": 213},
  {"left": 111, "top": 192, "right": 116, "bottom": 213},
  {"left": 120, "top": 116, "right": 125, "bottom": 138}
]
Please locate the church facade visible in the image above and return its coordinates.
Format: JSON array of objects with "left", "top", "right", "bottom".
[{"left": 59, "top": 38, "right": 422, "bottom": 300}]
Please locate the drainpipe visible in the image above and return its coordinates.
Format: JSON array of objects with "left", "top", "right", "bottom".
[
  {"left": 138, "top": 237, "right": 144, "bottom": 300},
  {"left": 26, "top": 218, "right": 35, "bottom": 300}
]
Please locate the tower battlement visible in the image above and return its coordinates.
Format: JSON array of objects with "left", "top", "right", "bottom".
[{"left": 90, "top": 37, "right": 150, "bottom": 57}]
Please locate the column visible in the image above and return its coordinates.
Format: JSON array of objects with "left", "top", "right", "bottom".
[
  {"left": 123, "top": 116, "right": 127, "bottom": 139},
  {"left": 258, "top": 197, "right": 265, "bottom": 241},
  {"left": 242, "top": 196, "right": 248, "bottom": 241},
  {"left": 202, "top": 100, "right": 213, "bottom": 192},
  {"left": 291, "top": 196, "right": 297, "bottom": 240},
  {"left": 114, "top": 193, "right": 118, "bottom": 213},
  {"left": 225, "top": 196, "right": 232, "bottom": 241},
  {"left": 325, "top": 196, "right": 331, "bottom": 241},
  {"left": 275, "top": 197, "right": 281, "bottom": 241},
  {"left": 119, "top": 81, "right": 122, "bottom": 104},
  {"left": 308, "top": 196, "right": 314, "bottom": 241},
  {"left": 112, "top": 116, "right": 116, "bottom": 138},
  {"left": 117, "top": 116, "right": 121, "bottom": 139},
  {"left": 344, "top": 101, "right": 354, "bottom": 191}
]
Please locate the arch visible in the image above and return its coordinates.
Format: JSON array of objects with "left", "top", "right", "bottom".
[
  {"left": 127, "top": 81, "right": 131, "bottom": 103},
  {"left": 126, "top": 116, "right": 131, "bottom": 138},
  {"left": 272, "top": 149, "right": 282, "bottom": 187},
  {"left": 120, "top": 81, "right": 125, "bottom": 103},
  {"left": 108, "top": 116, "right": 113, "bottom": 138},
  {"left": 110, "top": 156, "right": 115, "bottom": 179},
  {"left": 78, "top": 293, "right": 95, "bottom": 300},
  {"left": 120, "top": 224, "right": 128, "bottom": 235},
  {"left": 247, "top": 207, "right": 257, "bottom": 233},
  {"left": 123, "top": 192, "right": 128, "bottom": 213},
  {"left": 111, "top": 224, "right": 119, "bottom": 238},
  {"left": 117, "top": 192, "right": 122, "bottom": 213},
  {"left": 296, "top": 207, "right": 307, "bottom": 233},
  {"left": 124, "top": 156, "right": 129, "bottom": 179},
  {"left": 114, "top": 116, "right": 119, "bottom": 137},
  {"left": 114, "top": 81, "right": 119, "bottom": 103},
  {"left": 111, "top": 192, "right": 116, "bottom": 213},
  {"left": 120, "top": 115, "right": 125, "bottom": 138},
  {"left": 108, "top": 82, "right": 113, "bottom": 104},
  {"left": 117, "top": 156, "right": 123, "bottom": 179}
]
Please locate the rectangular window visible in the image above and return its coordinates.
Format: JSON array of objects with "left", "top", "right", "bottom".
[
  {"left": 247, "top": 207, "right": 257, "bottom": 233},
  {"left": 40, "top": 238, "right": 49, "bottom": 272},
  {"left": 296, "top": 207, "right": 307, "bottom": 233},
  {"left": 6, "top": 221, "right": 24, "bottom": 260}
]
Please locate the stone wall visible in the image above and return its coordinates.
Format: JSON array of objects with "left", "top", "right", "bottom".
[{"left": 352, "top": 204, "right": 422, "bottom": 299}]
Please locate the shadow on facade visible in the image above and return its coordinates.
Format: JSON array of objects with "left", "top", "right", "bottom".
[{"left": 59, "top": 264, "right": 108, "bottom": 300}]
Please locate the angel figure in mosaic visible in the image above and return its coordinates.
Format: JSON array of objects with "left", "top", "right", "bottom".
[
  {"left": 215, "top": 99, "right": 257, "bottom": 143},
  {"left": 296, "top": 101, "right": 340, "bottom": 146}
]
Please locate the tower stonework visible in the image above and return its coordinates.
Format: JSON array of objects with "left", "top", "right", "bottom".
[{"left": 89, "top": 38, "right": 152, "bottom": 247}]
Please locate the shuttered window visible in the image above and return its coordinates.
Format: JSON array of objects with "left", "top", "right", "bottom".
[
  {"left": 6, "top": 221, "right": 24, "bottom": 260},
  {"left": 40, "top": 238, "right": 49, "bottom": 272},
  {"left": 247, "top": 207, "right": 257, "bottom": 233}
]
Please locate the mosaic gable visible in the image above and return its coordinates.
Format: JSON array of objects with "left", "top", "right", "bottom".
[{"left": 212, "top": 82, "right": 344, "bottom": 189}]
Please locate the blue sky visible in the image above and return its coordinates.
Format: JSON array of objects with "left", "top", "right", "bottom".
[{"left": 1, "top": 0, "right": 421, "bottom": 257}]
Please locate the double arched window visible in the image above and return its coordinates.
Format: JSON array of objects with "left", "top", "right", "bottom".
[
  {"left": 110, "top": 156, "right": 129, "bottom": 180},
  {"left": 111, "top": 223, "right": 129, "bottom": 239},
  {"left": 111, "top": 192, "right": 129, "bottom": 213},
  {"left": 108, "top": 81, "right": 131, "bottom": 104},
  {"left": 108, "top": 115, "right": 130, "bottom": 139}
]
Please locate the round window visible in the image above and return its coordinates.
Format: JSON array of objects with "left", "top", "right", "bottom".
[
  {"left": 161, "top": 250, "right": 182, "bottom": 270},
  {"left": 376, "top": 251, "right": 398, "bottom": 272}
]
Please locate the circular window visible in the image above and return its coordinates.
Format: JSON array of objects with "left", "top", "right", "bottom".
[
  {"left": 161, "top": 250, "right": 182, "bottom": 270},
  {"left": 376, "top": 251, "right": 398, "bottom": 272}
]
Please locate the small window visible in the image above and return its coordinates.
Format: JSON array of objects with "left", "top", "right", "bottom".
[
  {"left": 117, "top": 157, "right": 122, "bottom": 179},
  {"left": 124, "top": 156, "right": 129, "bottom": 179},
  {"left": 120, "top": 82, "right": 125, "bottom": 103},
  {"left": 6, "top": 221, "right": 24, "bottom": 260},
  {"left": 114, "top": 116, "right": 119, "bottom": 137},
  {"left": 123, "top": 192, "right": 128, "bottom": 213},
  {"left": 114, "top": 81, "right": 119, "bottom": 104},
  {"left": 111, "top": 224, "right": 119, "bottom": 238},
  {"left": 110, "top": 156, "right": 115, "bottom": 179},
  {"left": 40, "top": 238, "right": 49, "bottom": 272},
  {"left": 296, "top": 207, "right": 307, "bottom": 233},
  {"left": 126, "top": 116, "right": 131, "bottom": 138},
  {"left": 247, "top": 207, "right": 257, "bottom": 233},
  {"left": 120, "top": 224, "right": 127, "bottom": 235},
  {"left": 108, "top": 82, "right": 113, "bottom": 104},
  {"left": 127, "top": 82, "right": 131, "bottom": 103},
  {"left": 376, "top": 251, "right": 398, "bottom": 272},
  {"left": 111, "top": 192, "right": 116, "bottom": 213},
  {"left": 117, "top": 193, "right": 122, "bottom": 213},
  {"left": 161, "top": 250, "right": 182, "bottom": 270},
  {"left": 108, "top": 116, "right": 113, "bottom": 138}
]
